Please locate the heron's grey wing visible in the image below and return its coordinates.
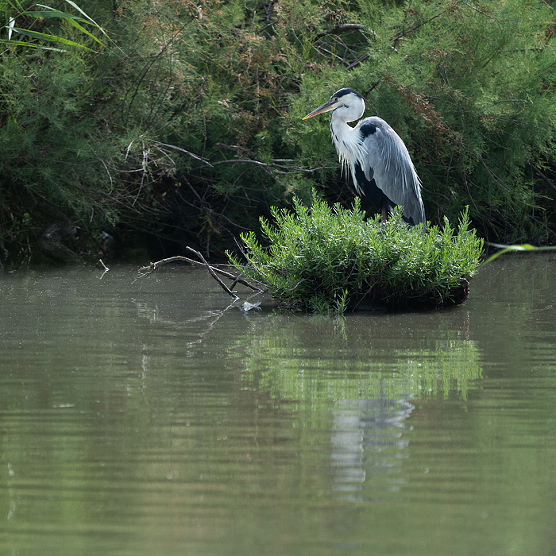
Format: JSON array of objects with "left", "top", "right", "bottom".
[{"left": 360, "top": 117, "right": 425, "bottom": 226}]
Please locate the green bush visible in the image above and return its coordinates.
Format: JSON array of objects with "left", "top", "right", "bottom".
[
  {"left": 0, "top": 0, "right": 195, "bottom": 261},
  {"left": 229, "top": 192, "right": 484, "bottom": 313}
]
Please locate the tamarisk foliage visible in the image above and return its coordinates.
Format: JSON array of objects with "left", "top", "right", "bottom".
[{"left": 1, "top": 0, "right": 555, "bottom": 266}]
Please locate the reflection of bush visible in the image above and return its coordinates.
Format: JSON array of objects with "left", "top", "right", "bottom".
[{"left": 233, "top": 315, "right": 483, "bottom": 407}]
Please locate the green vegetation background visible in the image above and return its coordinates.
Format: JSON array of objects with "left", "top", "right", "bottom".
[{"left": 1, "top": 0, "right": 556, "bottom": 264}]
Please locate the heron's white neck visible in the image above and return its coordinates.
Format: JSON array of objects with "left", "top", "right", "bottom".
[{"left": 330, "top": 111, "right": 366, "bottom": 176}]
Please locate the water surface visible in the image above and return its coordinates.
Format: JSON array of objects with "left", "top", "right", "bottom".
[{"left": 0, "top": 256, "right": 555, "bottom": 555}]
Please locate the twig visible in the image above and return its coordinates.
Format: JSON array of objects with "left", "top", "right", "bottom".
[
  {"left": 153, "top": 141, "right": 213, "bottom": 166},
  {"left": 345, "top": 54, "right": 369, "bottom": 71},
  {"left": 364, "top": 80, "right": 381, "bottom": 96},
  {"left": 208, "top": 157, "right": 334, "bottom": 173},
  {"left": 98, "top": 259, "right": 110, "bottom": 280},
  {"left": 195, "top": 143, "right": 336, "bottom": 175},
  {"left": 230, "top": 272, "right": 244, "bottom": 290},
  {"left": 531, "top": 163, "right": 556, "bottom": 191},
  {"left": 314, "top": 24, "right": 366, "bottom": 42},
  {"left": 135, "top": 252, "right": 264, "bottom": 294},
  {"left": 185, "top": 246, "right": 239, "bottom": 299},
  {"left": 215, "top": 142, "right": 255, "bottom": 159},
  {"left": 393, "top": 10, "right": 445, "bottom": 43},
  {"left": 462, "top": 2, "right": 497, "bottom": 20}
]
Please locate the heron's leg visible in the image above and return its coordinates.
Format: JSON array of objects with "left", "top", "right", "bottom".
[{"left": 380, "top": 204, "right": 390, "bottom": 223}]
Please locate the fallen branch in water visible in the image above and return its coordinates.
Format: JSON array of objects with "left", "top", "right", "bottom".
[{"left": 136, "top": 247, "right": 264, "bottom": 299}]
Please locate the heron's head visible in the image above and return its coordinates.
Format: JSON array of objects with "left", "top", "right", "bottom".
[{"left": 302, "top": 89, "right": 365, "bottom": 123}]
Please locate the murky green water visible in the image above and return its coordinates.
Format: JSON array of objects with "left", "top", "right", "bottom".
[{"left": 1, "top": 255, "right": 555, "bottom": 555}]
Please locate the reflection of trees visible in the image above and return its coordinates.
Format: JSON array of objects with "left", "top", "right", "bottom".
[
  {"left": 131, "top": 283, "right": 484, "bottom": 508},
  {"left": 466, "top": 256, "right": 556, "bottom": 376},
  {"left": 133, "top": 268, "right": 266, "bottom": 352},
  {"left": 331, "top": 398, "right": 414, "bottom": 502},
  {"left": 134, "top": 300, "right": 235, "bottom": 350}
]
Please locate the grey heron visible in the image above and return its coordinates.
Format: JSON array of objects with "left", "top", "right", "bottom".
[{"left": 303, "top": 88, "right": 426, "bottom": 227}]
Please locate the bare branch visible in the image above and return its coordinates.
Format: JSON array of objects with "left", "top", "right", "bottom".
[
  {"left": 153, "top": 141, "right": 213, "bottom": 166},
  {"left": 314, "top": 24, "right": 366, "bottom": 42},
  {"left": 393, "top": 11, "right": 445, "bottom": 43},
  {"left": 136, "top": 252, "right": 264, "bottom": 295},
  {"left": 215, "top": 142, "right": 255, "bottom": 159},
  {"left": 185, "top": 246, "right": 239, "bottom": 299},
  {"left": 209, "top": 157, "right": 333, "bottom": 173},
  {"left": 531, "top": 163, "right": 556, "bottom": 192},
  {"left": 345, "top": 54, "right": 369, "bottom": 71}
]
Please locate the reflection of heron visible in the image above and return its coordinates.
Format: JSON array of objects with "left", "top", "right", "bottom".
[
  {"left": 303, "top": 88, "right": 426, "bottom": 227},
  {"left": 330, "top": 398, "right": 414, "bottom": 502}
]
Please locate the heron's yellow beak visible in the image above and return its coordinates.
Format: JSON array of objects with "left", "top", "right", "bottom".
[{"left": 302, "top": 100, "right": 337, "bottom": 120}]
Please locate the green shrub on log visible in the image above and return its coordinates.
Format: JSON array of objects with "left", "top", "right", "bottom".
[{"left": 229, "top": 193, "right": 484, "bottom": 313}]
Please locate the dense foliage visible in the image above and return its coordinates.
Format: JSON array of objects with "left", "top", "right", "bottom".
[
  {"left": 229, "top": 193, "right": 483, "bottom": 312},
  {"left": 1, "top": 0, "right": 555, "bottom": 265}
]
